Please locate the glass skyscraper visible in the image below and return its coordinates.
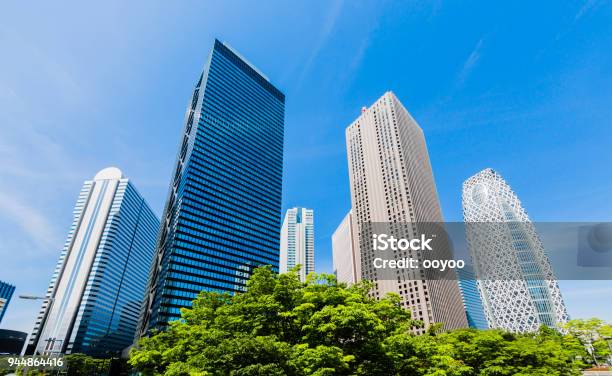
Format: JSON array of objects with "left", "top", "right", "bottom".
[
  {"left": 0, "top": 281, "right": 15, "bottom": 324},
  {"left": 279, "top": 207, "right": 315, "bottom": 281},
  {"left": 26, "top": 167, "right": 159, "bottom": 356},
  {"left": 139, "top": 40, "right": 285, "bottom": 333},
  {"left": 462, "top": 168, "right": 569, "bottom": 333},
  {"left": 457, "top": 267, "right": 488, "bottom": 330}
]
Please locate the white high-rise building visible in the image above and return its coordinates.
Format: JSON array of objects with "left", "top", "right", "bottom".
[
  {"left": 27, "top": 168, "right": 159, "bottom": 356},
  {"left": 462, "top": 168, "right": 569, "bottom": 333},
  {"left": 279, "top": 207, "right": 314, "bottom": 281},
  {"left": 345, "top": 91, "right": 467, "bottom": 331},
  {"left": 332, "top": 211, "right": 357, "bottom": 284}
]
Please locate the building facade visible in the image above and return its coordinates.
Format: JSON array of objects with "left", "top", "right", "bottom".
[
  {"left": 462, "top": 168, "right": 569, "bottom": 332},
  {"left": 279, "top": 207, "right": 314, "bottom": 281},
  {"left": 332, "top": 211, "right": 357, "bottom": 284},
  {"left": 26, "top": 167, "right": 159, "bottom": 356},
  {"left": 0, "top": 281, "right": 15, "bottom": 324},
  {"left": 0, "top": 329, "right": 27, "bottom": 355},
  {"left": 139, "top": 40, "right": 285, "bottom": 334},
  {"left": 457, "top": 267, "right": 488, "bottom": 330},
  {"left": 345, "top": 91, "right": 467, "bottom": 331}
]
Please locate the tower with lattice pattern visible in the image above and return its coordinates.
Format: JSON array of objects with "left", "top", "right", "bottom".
[{"left": 462, "top": 168, "right": 569, "bottom": 333}]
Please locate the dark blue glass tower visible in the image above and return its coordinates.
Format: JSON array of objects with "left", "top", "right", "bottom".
[
  {"left": 0, "top": 281, "right": 16, "bottom": 324},
  {"left": 139, "top": 40, "right": 285, "bottom": 333}
]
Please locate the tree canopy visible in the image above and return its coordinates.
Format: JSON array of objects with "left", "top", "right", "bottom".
[
  {"left": 562, "top": 318, "right": 612, "bottom": 366},
  {"left": 129, "top": 267, "right": 589, "bottom": 375}
]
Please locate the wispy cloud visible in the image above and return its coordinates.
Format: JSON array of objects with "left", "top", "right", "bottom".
[
  {"left": 456, "top": 37, "right": 485, "bottom": 86},
  {"left": 421, "top": 36, "right": 487, "bottom": 120},
  {"left": 0, "top": 191, "right": 60, "bottom": 250},
  {"left": 0, "top": 123, "right": 83, "bottom": 183},
  {"left": 537, "top": 0, "right": 606, "bottom": 73},
  {"left": 340, "top": 32, "right": 373, "bottom": 85},
  {"left": 0, "top": 27, "right": 89, "bottom": 185},
  {"left": 0, "top": 26, "right": 82, "bottom": 104},
  {"left": 575, "top": 0, "right": 605, "bottom": 21},
  {"left": 0, "top": 84, "right": 18, "bottom": 101},
  {"left": 295, "top": 0, "right": 344, "bottom": 86}
]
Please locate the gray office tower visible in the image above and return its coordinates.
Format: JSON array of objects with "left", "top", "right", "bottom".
[
  {"left": 26, "top": 167, "right": 159, "bottom": 356},
  {"left": 345, "top": 92, "right": 468, "bottom": 332}
]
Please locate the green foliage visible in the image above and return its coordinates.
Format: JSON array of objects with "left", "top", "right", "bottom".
[
  {"left": 130, "top": 267, "right": 588, "bottom": 375},
  {"left": 562, "top": 318, "right": 612, "bottom": 366},
  {"left": 63, "top": 353, "right": 112, "bottom": 376}
]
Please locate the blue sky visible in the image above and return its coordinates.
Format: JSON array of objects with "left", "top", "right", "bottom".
[{"left": 1, "top": 1, "right": 611, "bottom": 333}]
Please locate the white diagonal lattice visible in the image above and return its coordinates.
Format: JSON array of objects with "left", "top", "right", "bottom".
[{"left": 462, "top": 168, "right": 569, "bottom": 333}]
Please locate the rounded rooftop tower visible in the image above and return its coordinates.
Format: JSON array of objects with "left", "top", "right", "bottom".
[{"left": 94, "top": 167, "right": 123, "bottom": 180}]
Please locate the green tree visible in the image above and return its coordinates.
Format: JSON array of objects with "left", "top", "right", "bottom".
[
  {"left": 130, "top": 267, "right": 587, "bottom": 375},
  {"left": 562, "top": 318, "right": 612, "bottom": 366}
]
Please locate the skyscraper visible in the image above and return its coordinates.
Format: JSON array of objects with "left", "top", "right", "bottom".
[
  {"left": 345, "top": 91, "right": 467, "bottom": 331},
  {"left": 457, "top": 267, "right": 488, "bottom": 330},
  {"left": 279, "top": 207, "right": 314, "bottom": 281},
  {"left": 462, "top": 168, "right": 569, "bottom": 332},
  {"left": 0, "top": 281, "right": 15, "bottom": 324},
  {"left": 0, "top": 330, "right": 27, "bottom": 355},
  {"left": 139, "top": 40, "right": 285, "bottom": 334},
  {"left": 332, "top": 211, "right": 357, "bottom": 284},
  {"left": 27, "top": 167, "right": 159, "bottom": 356}
]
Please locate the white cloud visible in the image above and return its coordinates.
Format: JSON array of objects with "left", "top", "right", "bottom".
[
  {"left": 456, "top": 37, "right": 484, "bottom": 86},
  {"left": 0, "top": 191, "right": 61, "bottom": 251},
  {"left": 0, "top": 124, "right": 84, "bottom": 183},
  {"left": 0, "top": 26, "right": 82, "bottom": 105},
  {"left": 575, "top": 0, "right": 604, "bottom": 21},
  {"left": 295, "top": 0, "right": 345, "bottom": 86}
]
